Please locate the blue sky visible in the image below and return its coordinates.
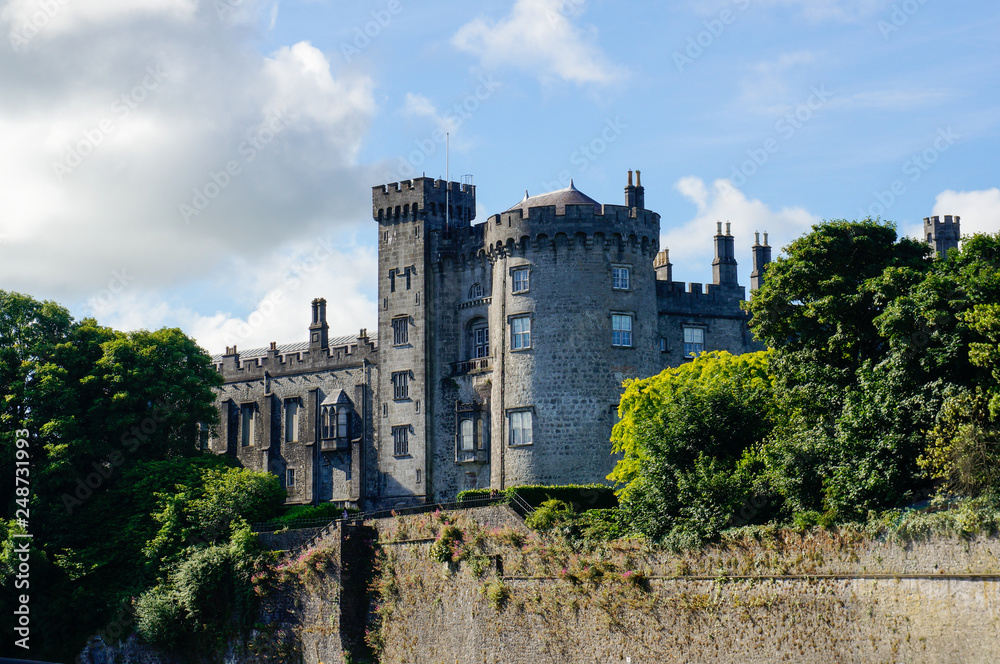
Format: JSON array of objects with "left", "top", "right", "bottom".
[{"left": 0, "top": 0, "right": 997, "bottom": 353}]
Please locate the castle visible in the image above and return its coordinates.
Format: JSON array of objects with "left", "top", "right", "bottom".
[{"left": 207, "top": 173, "right": 961, "bottom": 509}]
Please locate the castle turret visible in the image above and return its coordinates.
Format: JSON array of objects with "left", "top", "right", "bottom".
[
  {"left": 750, "top": 231, "right": 771, "bottom": 292},
  {"left": 924, "top": 214, "right": 960, "bottom": 258},
  {"left": 712, "top": 221, "right": 738, "bottom": 287},
  {"left": 309, "top": 297, "right": 329, "bottom": 350}
]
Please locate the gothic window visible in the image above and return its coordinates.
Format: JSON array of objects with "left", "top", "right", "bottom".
[
  {"left": 508, "top": 409, "right": 533, "bottom": 446},
  {"left": 511, "top": 316, "right": 531, "bottom": 350},
  {"left": 392, "top": 371, "right": 410, "bottom": 400},
  {"left": 284, "top": 399, "right": 299, "bottom": 443},
  {"left": 511, "top": 267, "right": 530, "bottom": 293},
  {"left": 392, "top": 316, "right": 409, "bottom": 345},
  {"left": 322, "top": 405, "right": 335, "bottom": 439},
  {"left": 612, "top": 265, "right": 630, "bottom": 290},
  {"left": 240, "top": 403, "right": 255, "bottom": 447},
  {"left": 392, "top": 426, "right": 409, "bottom": 456},
  {"left": 469, "top": 282, "right": 484, "bottom": 299},
  {"left": 612, "top": 314, "right": 633, "bottom": 347},
  {"left": 338, "top": 405, "right": 350, "bottom": 439},
  {"left": 683, "top": 326, "right": 705, "bottom": 357}
]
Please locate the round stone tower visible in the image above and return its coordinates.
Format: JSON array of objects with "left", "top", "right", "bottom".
[{"left": 484, "top": 176, "right": 661, "bottom": 488}]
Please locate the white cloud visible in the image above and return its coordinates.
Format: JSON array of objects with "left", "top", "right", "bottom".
[
  {"left": 452, "top": 0, "right": 624, "bottom": 86},
  {"left": 0, "top": 8, "right": 377, "bottom": 306},
  {"left": 87, "top": 234, "right": 378, "bottom": 355},
  {"left": 931, "top": 188, "right": 1000, "bottom": 237},
  {"left": 665, "top": 177, "right": 820, "bottom": 284},
  {"left": 3, "top": 0, "right": 198, "bottom": 44}
]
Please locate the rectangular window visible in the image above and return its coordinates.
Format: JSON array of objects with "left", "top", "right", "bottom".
[
  {"left": 511, "top": 268, "right": 530, "bottom": 293},
  {"left": 612, "top": 266, "right": 630, "bottom": 290},
  {"left": 337, "top": 406, "right": 350, "bottom": 439},
  {"left": 392, "top": 317, "right": 409, "bottom": 345},
  {"left": 404, "top": 266, "right": 413, "bottom": 290},
  {"left": 284, "top": 400, "right": 299, "bottom": 443},
  {"left": 473, "top": 326, "right": 489, "bottom": 358},
  {"left": 392, "top": 371, "right": 410, "bottom": 400},
  {"left": 509, "top": 410, "right": 533, "bottom": 446},
  {"left": 392, "top": 426, "right": 409, "bottom": 456},
  {"left": 511, "top": 316, "right": 531, "bottom": 350},
  {"left": 416, "top": 469, "right": 422, "bottom": 484},
  {"left": 240, "top": 404, "right": 255, "bottom": 447},
  {"left": 286, "top": 468, "right": 295, "bottom": 487},
  {"left": 684, "top": 326, "right": 705, "bottom": 356},
  {"left": 612, "top": 314, "right": 633, "bottom": 347},
  {"left": 460, "top": 419, "right": 475, "bottom": 451},
  {"left": 389, "top": 269, "right": 396, "bottom": 293},
  {"left": 660, "top": 337, "right": 668, "bottom": 352},
  {"left": 198, "top": 422, "right": 210, "bottom": 450}
]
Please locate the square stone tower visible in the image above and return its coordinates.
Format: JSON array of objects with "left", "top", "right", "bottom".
[{"left": 372, "top": 178, "right": 476, "bottom": 506}]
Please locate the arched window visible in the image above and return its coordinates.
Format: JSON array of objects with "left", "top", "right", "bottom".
[{"left": 469, "top": 283, "right": 484, "bottom": 299}]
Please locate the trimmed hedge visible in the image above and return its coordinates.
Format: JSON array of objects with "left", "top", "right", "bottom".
[{"left": 457, "top": 484, "right": 618, "bottom": 512}]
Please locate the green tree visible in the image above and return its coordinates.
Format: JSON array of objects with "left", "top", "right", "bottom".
[{"left": 609, "top": 351, "right": 778, "bottom": 543}]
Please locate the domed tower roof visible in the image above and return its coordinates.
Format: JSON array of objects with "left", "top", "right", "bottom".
[{"left": 506, "top": 180, "right": 602, "bottom": 214}]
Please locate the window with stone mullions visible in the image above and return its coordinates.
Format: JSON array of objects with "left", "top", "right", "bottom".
[
  {"left": 392, "top": 317, "right": 409, "bottom": 345},
  {"left": 392, "top": 426, "right": 409, "bottom": 456},
  {"left": 392, "top": 371, "right": 410, "bottom": 400},
  {"left": 612, "top": 266, "right": 630, "bottom": 290}
]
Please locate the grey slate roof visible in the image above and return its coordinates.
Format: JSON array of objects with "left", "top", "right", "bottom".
[{"left": 506, "top": 180, "right": 602, "bottom": 215}]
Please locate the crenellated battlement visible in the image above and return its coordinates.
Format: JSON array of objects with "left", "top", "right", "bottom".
[
  {"left": 213, "top": 332, "right": 377, "bottom": 382},
  {"left": 657, "top": 279, "right": 747, "bottom": 316},
  {"left": 483, "top": 203, "right": 660, "bottom": 259},
  {"left": 373, "top": 177, "right": 476, "bottom": 228}
]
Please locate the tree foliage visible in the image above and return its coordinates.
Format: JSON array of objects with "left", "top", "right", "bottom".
[{"left": 613, "top": 223, "right": 1000, "bottom": 542}]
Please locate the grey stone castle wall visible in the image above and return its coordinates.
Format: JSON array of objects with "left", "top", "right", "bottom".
[
  {"left": 213, "top": 335, "right": 376, "bottom": 505},
  {"left": 210, "top": 175, "right": 765, "bottom": 508},
  {"left": 483, "top": 203, "right": 661, "bottom": 488}
]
